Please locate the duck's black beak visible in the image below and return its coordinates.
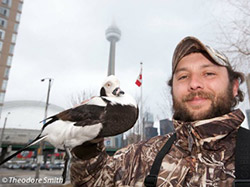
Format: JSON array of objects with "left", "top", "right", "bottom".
[{"left": 112, "top": 87, "right": 125, "bottom": 96}]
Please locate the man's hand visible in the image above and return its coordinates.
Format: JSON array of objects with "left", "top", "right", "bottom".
[{"left": 71, "top": 138, "right": 104, "bottom": 160}]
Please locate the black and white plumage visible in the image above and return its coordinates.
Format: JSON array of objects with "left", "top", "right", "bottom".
[{"left": 0, "top": 75, "right": 138, "bottom": 182}]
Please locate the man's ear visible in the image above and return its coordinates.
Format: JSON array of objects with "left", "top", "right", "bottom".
[{"left": 233, "top": 79, "right": 239, "bottom": 97}]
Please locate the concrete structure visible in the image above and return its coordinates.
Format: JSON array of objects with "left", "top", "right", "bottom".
[
  {"left": 0, "top": 0, "right": 23, "bottom": 115},
  {"left": 0, "top": 100, "right": 64, "bottom": 129},
  {"left": 105, "top": 23, "right": 122, "bottom": 149},
  {"left": 0, "top": 100, "right": 119, "bottom": 162},
  {"left": 0, "top": 127, "right": 63, "bottom": 163},
  {"left": 0, "top": 128, "right": 54, "bottom": 161},
  {"left": 105, "top": 23, "right": 121, "bottom": 75},
  {"left": 0, "top": 128, "right": 41, "bottom": 146},
  {"left": 0, "top": 100, "right": 64, "bottom": 162}
]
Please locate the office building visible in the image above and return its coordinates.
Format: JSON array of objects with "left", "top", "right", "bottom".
[
  {"left": 145, "top": 126, "right": 158, "bottom": 140},
  {"left": 0, "top": 0, "right": 23, "bottom": 115}
]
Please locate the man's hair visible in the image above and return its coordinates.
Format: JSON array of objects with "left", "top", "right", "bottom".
[
  {"left": 167, "top": 51, "right": 245, "bottom": 108},
  {"left": 226, "top": 67, "right": 245, "bottom": 107}
]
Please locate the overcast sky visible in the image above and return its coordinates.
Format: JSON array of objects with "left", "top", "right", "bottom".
[{"left": 3, "top": 0, "right": 250, "bottom": 128}]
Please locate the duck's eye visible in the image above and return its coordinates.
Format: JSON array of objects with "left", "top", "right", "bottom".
[{"left": 107, "top": 83, "right": 111, "bottom": 87}]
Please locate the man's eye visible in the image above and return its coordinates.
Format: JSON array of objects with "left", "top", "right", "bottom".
[
  {"left": 178, "top": 75, "right": 188, "bottom": 80},
  {"left": 205, "top": 72, "right": 215, "bottom": 76}
]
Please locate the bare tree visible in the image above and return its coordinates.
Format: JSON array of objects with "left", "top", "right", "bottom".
[
  {"left": 216, "top": 0, "right": 250, "bottom": 105},
  {"left": 126, "top": 93, "right": 151, "bottom": 142},
  {"left": 158, "top": 85, "right": 173, "bottom": 120},
  {"left": 217, "top": 0, "right": 250, "bottom": 73},
  {"left": 69, "top": 89, "right": 96, "bottom": 107}
]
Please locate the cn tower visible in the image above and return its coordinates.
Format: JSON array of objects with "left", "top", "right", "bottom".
[{"left": 105, "top": 23, "right": 121, "bottom": 75}]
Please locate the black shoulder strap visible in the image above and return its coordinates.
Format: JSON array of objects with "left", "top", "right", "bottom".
[
  {"left": 144, "top": 133, "right": 176, "bottom": 187},
  {"left": 144, "top": 127, "right": 250, "bottom": 187},
  {"left": 234, "top": 127, "right": 250, "bottom": 187}
]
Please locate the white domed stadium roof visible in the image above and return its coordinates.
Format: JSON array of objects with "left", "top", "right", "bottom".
[{"left": 0, "top": 100, "right": 64, "bottom": 130}]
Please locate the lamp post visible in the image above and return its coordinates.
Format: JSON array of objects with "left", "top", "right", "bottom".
[
  {"left": 0, "top": 112, "right": 10, "bottom": 155},
  {"left": 41, "top": 78, "right": 52, "bottom": 120},
  {"left": 35, "top": 78, "right": 53, "bottom": 179}
]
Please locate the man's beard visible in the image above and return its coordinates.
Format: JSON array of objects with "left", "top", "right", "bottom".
[{"left": 173, "top": 84, "right": 234, "bottom": 122}]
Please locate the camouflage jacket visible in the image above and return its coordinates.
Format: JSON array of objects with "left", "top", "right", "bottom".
[{"left": 70, "top": 109, "right": 245, "bottom": 187}]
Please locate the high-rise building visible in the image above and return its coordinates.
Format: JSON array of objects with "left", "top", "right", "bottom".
[
  {"left": 143, "top": 112, "right": 157, "bottom": 140},
  {"left": 145, "top": 126, "right": 158, "bottom": 140},
  {"left": 0, "top": 0, "right": 23, "bottom": 115}
]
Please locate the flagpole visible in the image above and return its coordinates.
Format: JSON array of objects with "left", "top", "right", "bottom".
[
  {"left": 134, "top": 63, "right": 143, "bottom": 142},
  {"left": 140, "top": 62, "right": 144, "bottom": 141}
]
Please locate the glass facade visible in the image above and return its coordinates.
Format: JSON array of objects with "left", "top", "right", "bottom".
[
  {"left": 0, "top": 92, "right": 5, "bottom": 103},
  {"left": 0, "top": 28, "right": 5, "bottom": 39},
  {"left": 0, "top": 40, "right": 3, "bottom": 50},
  {"left": 1, "top": 79, "right": 7, "bottom": 90},
  {"left": 0, "top": 17, "right": 7, "bottom": 28},
  {"left": 17, "top": 2, "right": 22, "bottom": 11},
  {"left": 6, "top": 55, "right": 12, "bottom": 66},
  {"left": 4, "top": 67, "right": 9, "bottom": 79},
  {"left": 13, "top": 23, "right": 19, "bottom": 33},
  {"left": 9, "top": 44, "right": 14, "bottom": 54},
  {"left": 0, "top": 7, "right": 9, "bottom": 17},
  {"left": 11, "top": 33, "right": 16, "bottom": 43},
  {"left": 1, "top": 0, "right": 12, "bottom": 7},
  {"left": 15, "top": 12, "right": 21, "bottom": 22}
]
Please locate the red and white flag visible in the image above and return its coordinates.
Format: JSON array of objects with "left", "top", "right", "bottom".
[{"left": 135, "top": 68, "right": 142, "bottom": 87}]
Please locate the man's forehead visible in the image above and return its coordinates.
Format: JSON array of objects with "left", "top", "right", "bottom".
[
  {"left": 174, "top": 63, "right": 218, "bottom": 74},
  {"left": 174, "top": 53, "right": 220, "bottom": 72}
]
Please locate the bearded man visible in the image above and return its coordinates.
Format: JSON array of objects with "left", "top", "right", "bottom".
[{"left": 70, "top": 36, "right": 248, "bottom": 187}]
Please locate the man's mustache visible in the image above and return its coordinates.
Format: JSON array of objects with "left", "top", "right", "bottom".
[{"left": 182, "top": 91, "right": 215, "bottom": 102}]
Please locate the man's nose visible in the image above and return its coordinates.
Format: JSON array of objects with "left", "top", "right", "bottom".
[{"left": 188, "top": 75, "right": 204, "bottom": 91}]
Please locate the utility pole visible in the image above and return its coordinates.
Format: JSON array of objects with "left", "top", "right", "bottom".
[{"left": 35, "top": 78, "right": 52, "bottom": 179}]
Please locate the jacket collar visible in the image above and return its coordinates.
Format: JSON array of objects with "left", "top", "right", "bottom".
[{"left": 173, "top": 109, "right": 245, "bottom": 153}]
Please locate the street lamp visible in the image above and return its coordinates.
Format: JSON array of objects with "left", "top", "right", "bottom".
[
  {"left": 0, "top": 112, "right": 10, "bottom": 155},
  {"left": 35, "top": 78, "right": 53, "bottom": 179},
  {"left": 41, "top": 78, "right": 53, "bottom": 121}
]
